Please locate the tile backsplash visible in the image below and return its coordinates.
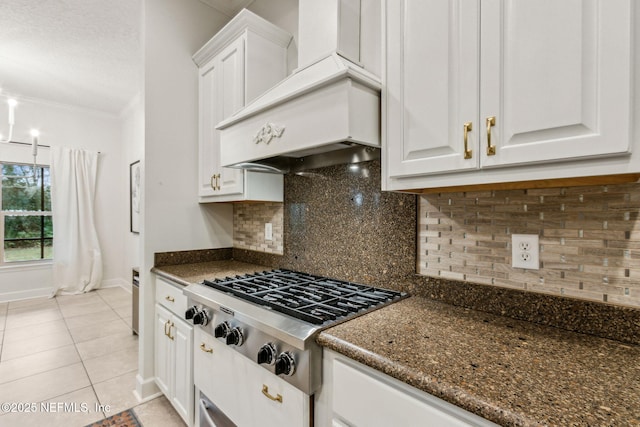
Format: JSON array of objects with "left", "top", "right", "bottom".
[
  {"left": 419, "top": 184, "right": 640, "bottom": 308},
  {"left": 231, "top": 162, "right": 640, "bottom": 310},
  {"left": 233, "top": 202, "right": 284, "bottom": 255}
]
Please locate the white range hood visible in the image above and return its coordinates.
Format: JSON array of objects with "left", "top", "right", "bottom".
[{"left": 216, "top": 0, "right": 381, "bottom": 173}]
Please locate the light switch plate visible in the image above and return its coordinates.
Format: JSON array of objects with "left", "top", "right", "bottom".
[{"left": 512, "top": 234, "right": 539, "bottom": 270}]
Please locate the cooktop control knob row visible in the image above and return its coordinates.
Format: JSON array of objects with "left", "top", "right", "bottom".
[
  {"left": 226, "top": 327, "right": 245, "bottom": 346},
  {"left": 214, "top": 321, "right": 231, "bottom": 339},
  {"left": 192, "top": 310, "right": 210, "bottom": 326},
  {"left": 257, "top": 343, "right": 277, "bottom": 365},
  {"left": 275, "top": 351, "right": 296, "bottom": 376}
]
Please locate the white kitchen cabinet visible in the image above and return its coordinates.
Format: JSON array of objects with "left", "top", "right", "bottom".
[
  {"left": 154, "top": 278, "right": 193, "bottom": 426},
  {"left": 315, "top": 349, "right": 498, "bottom": 427},
  {"left": 193, "top": 9, "right": 291, "bottom": 203},
  {"left": 383, "top": 0, "right": 635, "bottom": 192}
]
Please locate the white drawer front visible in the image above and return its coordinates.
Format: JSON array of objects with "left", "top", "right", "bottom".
[
  {"left": 156, "top": 277, "right": 187, "bottom": 316},
  {"left": 333, "top": 358, "right": 496, "bottom": 427}
]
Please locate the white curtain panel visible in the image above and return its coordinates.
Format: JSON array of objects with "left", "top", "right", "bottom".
[{"left": 50, "top": 146, "right": 103, "bottom": 295}]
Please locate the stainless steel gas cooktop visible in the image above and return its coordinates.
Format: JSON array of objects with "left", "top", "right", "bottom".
[{"left": 201, "top": 269, "right": 406, "bottom": 326}]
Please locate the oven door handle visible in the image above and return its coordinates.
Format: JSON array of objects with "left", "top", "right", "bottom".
[{"left": 199, "top": 398, "right": 217, "bottom": 427}]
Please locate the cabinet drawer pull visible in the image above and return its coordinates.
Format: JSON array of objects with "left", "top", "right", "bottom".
[
  {"left": 463, "top": 122, "right": 473, "bottom": 159},
  {"left": 164, "top": 319, "right": 171, "bottom": 337},
  {"left": 210, "top": 174, "right": 216, "bottom": 190},
  {"left": 167, "top": 322, "right": 175, "bottom": 340},
  {"left": 199, "top": 343, "right": 213, "bottom": 353},
  {"left": 261, "top": 385, "right": 283, "bottom": 403},
  {"left": 165, "top": 296, "right": 175, "bottom": 303},
  {"left": 216, "top": 174, "right": 221, "bottom": 190},
  {"left": 486, "top": 116, "right": 496, "bottom": 156}
]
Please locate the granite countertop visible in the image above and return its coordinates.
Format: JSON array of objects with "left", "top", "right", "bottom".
[
  {"left": 151, "top": 260, "right": 269, "bottom": 287},
  {"left": 153, "top": 260, "right": 640, "bottom": 426},
  {"left": 318, "top": 296, "right": 640, "bottom": 427}
]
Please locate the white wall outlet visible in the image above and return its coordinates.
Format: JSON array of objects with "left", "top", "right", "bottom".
[
  {"left": 265, "top": 223, "right": 273, "bottom": 241},
  {"left": 511, "top": 234, "right": 539, "bottom": 270}
]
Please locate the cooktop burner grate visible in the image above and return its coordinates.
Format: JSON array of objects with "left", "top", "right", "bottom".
[{"left": 202, "top": 269, "right": 406, "bottom": 325}]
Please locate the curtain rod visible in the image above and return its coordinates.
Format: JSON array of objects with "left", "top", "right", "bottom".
[{"left": 4, "top": 140, "right": 101, "bottom": 153}]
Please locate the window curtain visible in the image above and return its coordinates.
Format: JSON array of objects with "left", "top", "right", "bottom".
[{"left": 50, "top": 146, "right": 102, "bottom": 295}]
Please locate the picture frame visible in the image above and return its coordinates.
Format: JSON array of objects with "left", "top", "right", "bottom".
[{"left": 130, "top": 160, "right": 141, "bottom": 234}]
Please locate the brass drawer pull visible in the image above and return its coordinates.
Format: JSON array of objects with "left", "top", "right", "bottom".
[
  {"left": 200, "top": 343, "right": 213, "bottom": 353},
  {"left": 165, "top": 296, "right": 175, "bottom": 303},
  {"left": 164, "top": 319, "right": 171, "bottom": 337},
  {"left": 210, "top": 174, "right": 216, "bottom": 190},
  {"left": 167, "top": 322, "right": 175, "bottom": 341},
  {"left": 261, "top": 385, "right": 283, "bottom": 403},
  {"left": 216, "top": 174, "right": 221, "bottom": 190},
  {"left": 463, "top": 122, "right": 473, "bottom": 159},
  {"left": 486, "top": 116, "right": 496, "bottom": 155}
]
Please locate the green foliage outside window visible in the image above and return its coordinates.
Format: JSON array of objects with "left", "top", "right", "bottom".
[{"left": 1, "top": 163, "right": 53, "bottom": 263}]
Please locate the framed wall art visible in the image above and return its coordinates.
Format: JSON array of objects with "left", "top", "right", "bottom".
[{"left": 130, "top": 160, "right": 141, "bottom": 234}]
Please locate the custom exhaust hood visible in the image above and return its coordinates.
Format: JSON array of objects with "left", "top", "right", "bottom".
[{"left": 216, "top": 0, "right": 382, "bottom": 174}]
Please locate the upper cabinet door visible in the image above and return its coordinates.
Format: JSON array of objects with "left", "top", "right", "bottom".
[
  {"left": 386, "top": 0, "right": 480, "bottom": 179},
  {"left": 217, "top": 37, "right": 246, "bottom": 196},
  {"left": 480, "top": 0, "right": 633, "bottom": 168},
  {"left": 198, "top": 58, "right": 218, "bottom": 198}
]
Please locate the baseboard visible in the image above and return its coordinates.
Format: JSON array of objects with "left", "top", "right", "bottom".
[
  {"left": 102, "top": 278, "right": 132, "bottom": 292},
  {"left": 0, "top": 287, "right": 51, "bottom": 303},
  {"left": 134, "top": 373, "right": 161, "bottom": 403}
]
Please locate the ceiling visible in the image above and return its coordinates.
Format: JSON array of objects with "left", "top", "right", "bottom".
[
  {"left": 0, "top": 1, "right": 264, "bottom": 116},
  {"left": 0, "top": 0, "right": 142, "bottom": 115}
]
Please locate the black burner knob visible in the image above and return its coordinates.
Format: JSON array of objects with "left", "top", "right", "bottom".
[
  {"left": 214, "top": 321, "right": 231, "bottom": 338},
  {"left": 226, "top": 327, "right": 244, "bottom": 346},
  {"left": 257, "top": 343, "right": 277, "bottom": 365},
  {"left": 185, "top": 306, "right": 198, "bottom": 320},
  {"left": 275, "top": 351, "right": 296, "bottom": 376},
  {"left": 192, "top": 310, "right": 209, "bottom": 326}
]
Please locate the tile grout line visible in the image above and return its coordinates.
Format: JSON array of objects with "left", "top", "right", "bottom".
[{"left": 56, "top": 296, "right": 107, "bottom": 422}]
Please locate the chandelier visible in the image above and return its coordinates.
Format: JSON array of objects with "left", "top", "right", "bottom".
[
  {"left": 0, "top": 97, "right": 17, "bottom": 143},
  {"left": 1, "top": 97, "right": 41, "bottom": 177}
]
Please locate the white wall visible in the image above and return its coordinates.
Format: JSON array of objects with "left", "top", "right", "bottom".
[
  {"left": 0, "top": 97, "right": 127, "bottom": 301},
  {"left": 136, "top": 0, "right": 233, "bottom": 401},
  {"left": 249, "top": 0, "right": 299, "bottom": 74},
  {"left": 121, "top": 94, "right": 144, "bottom": 275}
]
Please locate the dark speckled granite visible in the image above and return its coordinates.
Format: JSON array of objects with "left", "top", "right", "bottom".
[
  {"left": 155, "top": 159, "right": 640, "bottom": 345},
  {"left": 318, "top": 296, "right": 640, "bottom": 427},
  {"left": 279, "top": 160, "right": 417, "bottom": 292},
  {"left": 411, "top": 277, "right": 640, "bottom": 346},
  {"left": 154, "top": 248, "right": 232, "bottom": 267},
  {"left": 152, "top": 260, "right": 268, "bottom": 287}
]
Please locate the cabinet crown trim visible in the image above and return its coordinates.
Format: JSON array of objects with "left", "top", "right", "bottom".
[{"left": 193, "top": 9, "right": 292, "bottom": 66}]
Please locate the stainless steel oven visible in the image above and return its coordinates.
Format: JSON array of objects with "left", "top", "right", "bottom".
[
  {"left": 184, "top": 269, "right": 406, "bottom": 427},
  {"left": 198, "top": 392, "right": 236, "bottom": 427}
]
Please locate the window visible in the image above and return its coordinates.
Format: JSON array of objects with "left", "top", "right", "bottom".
[{"left": 0, "top": 163, "right": 53, "bottom": 264}]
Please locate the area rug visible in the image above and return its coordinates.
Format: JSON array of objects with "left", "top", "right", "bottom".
[{"left": 84, "top": 409, "right": 142, "bottom": 427}]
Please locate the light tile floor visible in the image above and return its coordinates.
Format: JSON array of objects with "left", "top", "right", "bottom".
[{"left": 0, "top": 287, "right": 185, "bottom": 427}]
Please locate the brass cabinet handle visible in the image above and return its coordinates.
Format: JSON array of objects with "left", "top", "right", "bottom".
[
  {"left": 486, "top": 116, "right": 496, "bottom": 156},
  {"left": 165, "top": 296, "right": 175, "bottom": 303},
  {"left": 164, "top": 319, "right": 171, "bottom": 337},
  {"left": 199, "top": 343, "right": 213, "bottom": 353},
  {"left": 261, "top": 385, "right": 283, "bottom": 403},
  {"left": 463, "top": 122, "right": 473, "bottom": 159},
  {"left": 210, "top": 174, "right": 221, "bottom": 191},
  {"left": 167, "top": 322, "right": 175, "bottom": 340}
]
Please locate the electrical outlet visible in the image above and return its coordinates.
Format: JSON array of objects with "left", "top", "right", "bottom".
[
  {"left": 511, "top": 234, "right": 539, "bottom": 270},
  {"left": 265, "top": 223, "right": 273, "bottom": 241}
]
